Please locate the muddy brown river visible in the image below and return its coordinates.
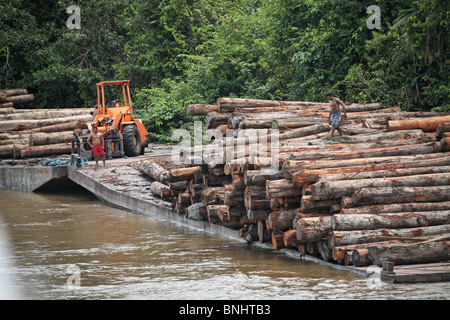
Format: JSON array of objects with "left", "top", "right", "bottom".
[{"left": 0, "top": 187, "right": 448, "bottom": 300}]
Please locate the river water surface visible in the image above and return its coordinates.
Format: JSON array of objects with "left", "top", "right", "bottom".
[{"left": 0, "top": 187, "right": 448, "bottom": 300}]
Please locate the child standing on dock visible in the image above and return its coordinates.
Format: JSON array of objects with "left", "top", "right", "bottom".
[
  {"left": 87, "top": 126, "right": 106, "bottom": 167},
  {"left": 327, "top": 93, "right": 347, "bottom": 137}
]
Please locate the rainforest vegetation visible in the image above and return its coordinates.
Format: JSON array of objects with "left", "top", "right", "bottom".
[{"left": 1, "top": 0, "right": 449, "bottom": 143}]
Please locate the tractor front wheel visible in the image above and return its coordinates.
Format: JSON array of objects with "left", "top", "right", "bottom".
[{"left": 123, "top": 125, "right": 142, "bottom": 157}]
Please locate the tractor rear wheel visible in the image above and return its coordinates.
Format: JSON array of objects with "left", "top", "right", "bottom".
[{"left": 123, "top": 125, "right": 142, "bottom": 157}]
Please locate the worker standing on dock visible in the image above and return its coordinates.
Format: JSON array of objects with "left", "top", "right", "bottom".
[
  {"left": 327, "top": 93, "right": 347, "bottom": 137},
  {"left": 87, "top": 126, "right": 106, "bottom": 167}
]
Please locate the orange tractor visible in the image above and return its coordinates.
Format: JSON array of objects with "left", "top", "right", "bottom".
[{"left": 72, "top": 80, "right": 149, "bottom": 160}]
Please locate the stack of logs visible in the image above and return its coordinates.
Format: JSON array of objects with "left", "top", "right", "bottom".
[
  {"left": 0, "top": 94, "right": 93, "bottom": 159},
  {"left": 136, "top": 97, "right": 450, "bottom": 267},
  {"left": 0, "top": 88, "right": 35, "bottom": 109}
]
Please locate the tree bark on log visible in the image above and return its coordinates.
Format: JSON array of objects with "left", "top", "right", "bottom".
[
  {"left": 285, "top": 151, "right": 450, "bottom": 175},
  {"left": 311, "top": 172, "right": 450, "bottom": 200},
  {"left": 15, "top": 143, "right": 72, "bottom": 159},
  {"left": 257, "top": 219, "right": 271, "bottom": 243},
  {"left": 272, "top": 233, "right": 285, "bottom": 250},
  {"left": 331, "top": 241, "right": 401, "bottom": 262},
  {"left": 295, "top": 216, "right": 332, "bottom": 243},
  {"left": 0, "top": 109, "right": 91, "bottom": 121},
  {"left": 331, "top": 211, "right": 450, "bottom": 231},
  {"left": 301, "top": 195, "right": 340, "bottom": 212},
  {"left": 4, "top": 94, "right": 35, "bottom": 105},
  {"left": 266, "top": 209, "right": 301, "bottom": 231},
  {"left": 283, "top": 229, "right": 300, "bottom": 248},
  {"left": 295, "top": 165, "right": 450, "bottom": 188},
  {"left": 436, "top": 123, "right": 450, "bottom": 138},
  {"left": 186, "top": 203, "right": 207, "bottom": 221},
  {"left": 351, "top": 186, "right": 450, "bottom": 206},
  {"left": 367, "top": 239, "right": 450, "bottom": 266},
  {"left": 0, "top": 88, "right": 28, "bottom": 96},
  {"left": 266, "top": 179, "right": 301, "bottom": 198},
  {"left": 24, "top": 120, "right": 89, "bottom": 133},
  {"left": 186, "top": 104, "right": 219, "bottom": 115},
  {"left": 328, "top": 224, "right": 450, "bottom": 247},
  {"left": 28, "top": 131, "right": 74, "bottom": 146},
  {"left": 439, "top": 137, "right": 450, "bottom": 152},
  {"left": 387, "top": 115, "right": 450, "bottom": 132},
  {"left": 207, "top": 205, "right": 229, "bottom": 223},
  {"left": 0, "top": 114, "right": 91, "bottom": 132},
  {"left": 167, "top": 166, "right": 202, "bottom": 182},
  {"left": 137, "top": 160, "right": 170, "bottom": 183},
  {"left": 201, "top": 187, "right": 224, "bottom": 205},
  {"left": 340, "top": 201, "right": 450, "bottom": 215},
  {"left": 149, "top": 181, "right": 171, "bottom": 199}
]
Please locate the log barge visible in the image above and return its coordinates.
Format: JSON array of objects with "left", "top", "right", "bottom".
[{"left": 1, "top": 95, "right": 450, "bottom": 284}]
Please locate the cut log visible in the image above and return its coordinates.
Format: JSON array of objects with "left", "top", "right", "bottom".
[
  {"left": 0, "top": 88, "right": 28, "bottom": 96},
  {"left": 0, "top": 102, "right": 14, "bottom": 108},
  {"left": 340, "top": 201, "right": 450, "bottom": 215},
  {"left": 266, "top": 209, "right": 300, "bottom": 231},
  {"left": 352, "top": 186, "right": 450, "bottom": 206},
  {"left": 283, "top": 151, "right": 450, "bottom": 174},
  {"left": 283, "top": 229, "right": 300, "bottom": 248},
  {"left": 331, "top": 211, "right": 450, "bottom": 231},
  {"left": 24, "top": 119, "right": 89, "bottom": 133},
  {"left": 257, "top": 219, "right": 271, "bottom": 243},
  {"left": 186, "top": 104, "right": 219, "bottom": 115},
  {"left": 28, "top": 131, "right": 74, "bottom": 146},
  {"left": 328, "top": 224, "right": 450, "bottom": 247},
  {"left": 14, "top": 143, "right": 72, "bottom": 159},
  {"left": 311, "top": 172, "right": 450, "bottom": 200},
  {"left": 186, "top": 203, "right": 207, "bottom": 221},
  {"left": 295, "top": 165, "right": 450, "bottom": 189},
  {"left": 266, "top": 179, "right": 301, "bottom": 199},
  {"left": 207, "top": 205, "right": 228, "bottom": 223},
  {"left": 232, "top": 174, "right": 245, "bottom": 190},
  {"left": 223, "top": 186, "right": 245, "bottom": 206},
  {"left": 247, "top": 209, "right": 272, "bottom": 220},
  {"left": 295, "top": 216, "right": 332, "bottom": 243},
  {"left": 439, "top": 137, "right": 450, "bottom": 152},
  {"left": 367, "top": 239, "right": 450, "bottom": 266},
  {"left": 301, "top": 195, "right": 340, "bottom": 212},
  {"left": 0, "top": 114, "right": 91, "bottom": 132},
  {"left": 205, "top": 112, "right": 230, "bottom": 129},
  {"left": 167, "top": 166, "right": 202, "bottom": 182},
  {"left": 272, "top": 233, "right": 285, "bottom": 250},
  {"left": 4, "top": 94, "right": 35, "bottom": 105},
  {"left": 331, "top": 241, "right": 401, "bottom": 262},
  {"left": 137, "top": 160, "right": 170, "bottom": 183},
  {"left": 387, "top": 115, "right": 450, "bottom": 132},
  {"left": 277, "top": 123, "right": 330, "bottom": 140},
  {"left": 351, "top": 249, "right": 371, "bottom": 267},
  {"left": 0, "top": 109, "right": 91, "bottom": 121},
  {"left": 149, "top": 181, "right": 171, "bottom": 199},
  {"left": 201, "top": 187, "right": 224, "bottom": 205},
  {"left": 436, "top": 123, "right": 450, "bottom": 138}
]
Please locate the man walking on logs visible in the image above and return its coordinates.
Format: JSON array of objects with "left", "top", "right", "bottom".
[
  {"left": 327, "top": 93, "right": 347, "bottom": 137},
  {"left": 87, "top": 126, "right": 106, "bottom": 167}
]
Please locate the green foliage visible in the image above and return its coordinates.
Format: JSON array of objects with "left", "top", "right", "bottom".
[
  {"left": 132, "top": 79, "right": 205, "bottom": 144},
  {"left": 1, "top": 0, "right": 449, "bottom": 141}
]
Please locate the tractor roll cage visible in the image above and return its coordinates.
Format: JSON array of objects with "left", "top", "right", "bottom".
[{"left": 96, "top": 80, "right": 133, "bottom": 115}]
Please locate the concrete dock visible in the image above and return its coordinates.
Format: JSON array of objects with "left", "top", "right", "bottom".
[{"left": 1, "top": 153, "right": 449, "bottom": 284}]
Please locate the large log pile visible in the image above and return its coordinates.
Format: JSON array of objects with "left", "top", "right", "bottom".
[
  {"left": 0, "top": 92, "right": 93, "bottom": 159},
  {"left": 135, "top": 97, "right": 450, "bottom": 268}
]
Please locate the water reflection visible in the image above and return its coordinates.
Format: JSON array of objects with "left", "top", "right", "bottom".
[{"left": 0, "top": 188, "right": 448, "bottom": 300}]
